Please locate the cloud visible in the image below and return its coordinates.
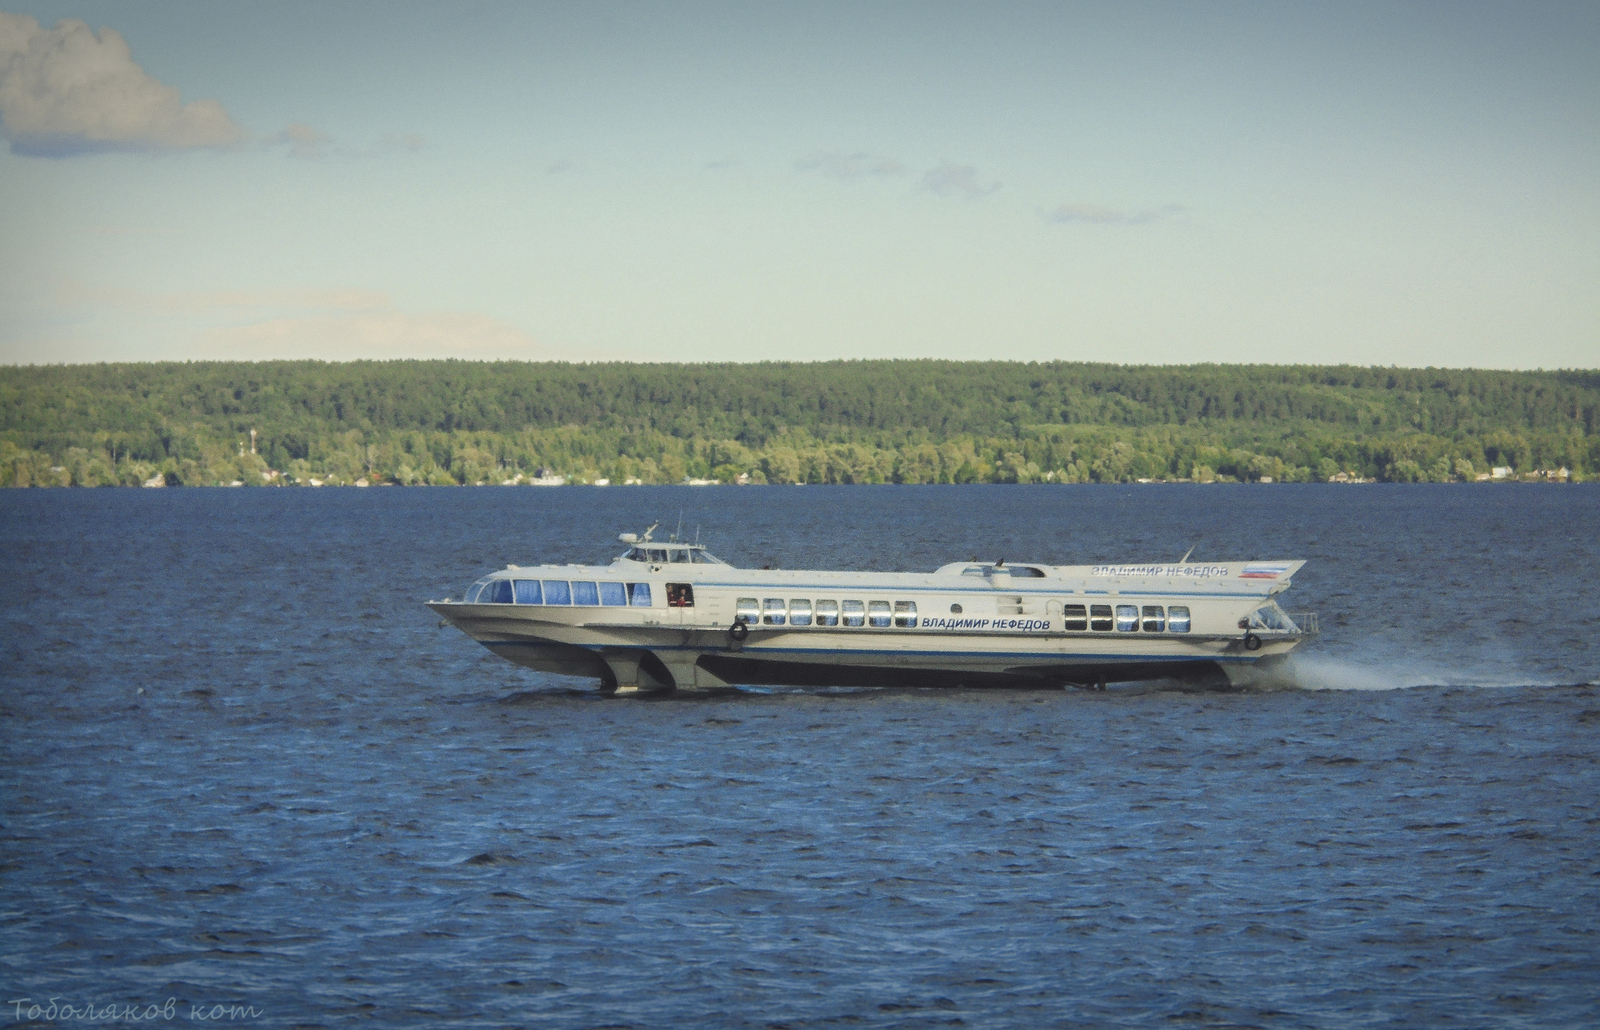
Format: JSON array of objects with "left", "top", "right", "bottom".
[
  {"left": 13, "top": 281, "right": 548, "bottom": 361},
  {"left": 205, "top": 310, "right": 551, "bottom": 361},
  {"left": 794, "top": 151, "right": 905, "bottom": 181},
  {"left": 1044, "top": 202, "right": 1187, "bottom": 226},
  {"left": 267, "top": 122, "right": 331, "bottom": 159},
  {"left": 376, "top": 131, "right": 426, "bottom": 154},
  {"left": 263, "top": 126, "right": 428, "bottom": 160},
  {"left": 49, "top": 280, "right": 392, "bottom": 314},
  {"left": 921, "top": 161, "right": 1000, "bottom": 199},
  {"left": 0, "top": 12, "right": 241, "bottom": 156}
]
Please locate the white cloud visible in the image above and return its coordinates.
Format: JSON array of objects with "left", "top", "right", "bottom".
[
  {"left": 0, "top": 12, "right": 241, "bottom": 156},
  {"left": 1044, "top": 202, "right": 1187, "bottom": 226},
  {"left": 267, "top": 122, "right": 330, "bottom": 159},
  {"left": 5, "top": 282, "right": 550, "bottom": 362},
  {"left": 795, "top": 151, "right": 905, "bottom": 181},
  {"left": 920, "top": 161, "right": 1000, "bottom": 199},
  {"left": 376, "top": 131, "right": 426, "bottom": 155},
  {"left": 48, "top": 280, "right": 392, "bottom": 314},
  {"left": 266, "top": 127, "right": 427, "bottom": 161},
  {"left": 206, "top": 310, "right": 553, "bottom": 361}
]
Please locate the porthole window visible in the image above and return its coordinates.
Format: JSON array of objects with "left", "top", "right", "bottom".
[
  {"left": 815, "top": 600, "right": 839, "bottom": 626},
  {"left": 950, "top": 603, "right": 963, "bottom": 614},
  {"left": 1090, "top": 604, "right": 1113, "bottom": 631},
  {"left": 1141, "top": 605, "right": 1165, "bottom": 632},
  {"left": 894, "top": 601, "right": 918, "bottom": 628},
  {"left": 763, "top": 598, "right": 787, "bottom": 625},
  {"left": 842, "top": 600, "right": 865, "bottom": 627},
  {"left": 1063, "top": 604, "right": 1087, "bottom": 631},
  {"left": 736, "top": 597, "right": 760, "bottom": 624},
  {"left": 789, "top": 599, "right": 813, "bottom": 626},
  {"left": 868, "top": 601, "right": 892, "bottom": 627},
  {"left": 1115, "top": 604, "right": 1139, "bottom": 632},
  {"left": 1168, "top": 606, "right": 1191, "bottom": 633}
]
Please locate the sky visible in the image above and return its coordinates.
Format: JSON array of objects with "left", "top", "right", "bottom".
[{"left": 0, "top": 1, "right": 1595, "bottom": 368}]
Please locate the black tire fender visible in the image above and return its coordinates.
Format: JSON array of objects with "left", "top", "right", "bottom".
[
  {"left": 729, "top": 619, "right": 749, "bottom": 642},
  {"left": 1244, "top": 632, "right": 1262, "bottom": 651}
]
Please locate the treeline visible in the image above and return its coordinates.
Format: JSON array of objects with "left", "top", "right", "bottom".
[{"left": 2, "top": 360, "right": 1595, "bottom": 487}]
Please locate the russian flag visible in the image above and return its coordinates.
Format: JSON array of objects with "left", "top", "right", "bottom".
[{"left": 1240, "top": 563, "right": 1291, "bottom": 579}]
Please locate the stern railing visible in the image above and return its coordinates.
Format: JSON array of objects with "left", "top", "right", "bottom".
[{"left": 1286, "top": 611, "right": 1320, "bottom": 636}]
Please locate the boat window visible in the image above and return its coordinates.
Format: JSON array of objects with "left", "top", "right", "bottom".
[
  {"left": 1063, "top": 603, "right": 1088, "bottom": 631},
  {"left": 868, "top": 601, "right": 892, "bottom": 628},
  {"left": 465, "top": 577, "right": 494, "bottom": 603},
  {"left": 1141, "top": 605, "right": 1165, "bottom": 632},
  {"left": 542, "top": 580, "right": 572, "bottom": 605},
  {"left": 894, "top": 601, "right": 918, "bottom": 628},
  {"left": 763, "top": 598, "right": 787, "bottom": 625},
  {"left": 669, "top": 549, "right": 691, "bottom": 563},
  {"left": 1115, "top": 605, "right": 1138, "bottom": 632},
  {"left": 789, "top": 599, "right": 813, "bottom": 626},
  {"left": 667, "top": 583, "right": 694, "bottom": 608},
  {"left": 815, "top": 600, "right": 839, "bottom": 626},
  {"left": 691, "top": 550, "right": 727, "bottom": 565},
  {"left": 646, "top": 548, "right": 668, "bottom": 563},
  {"left": 950, "top": 603, "right": 963, "bottom": 614},
  {"left": 599, "top": 581, "right": 627, "bottom": 606},
  {"left": 485, "top": 579, "right": 512, "bottom": 604},
  {"left": 1090, "top": 604, "right": 1113, "bottom": 631},
  {"left": 1251, "top": 606, "right": 1287, "bottom": 630},
  {"left": 572, "top": 581, "right": 600, "bottom": 606},
  {"left": 513, "top": 580, "right": 543, "bottom": 605},
  {"left": 628, "top": 582, "right": 652, "bottom": 606},
  {"left": 736, "top": 597, "right": 760, "bottom": 625},
  {"left": 842, "top": 600, "right": 865, "bottom": 627},
  {"left": 1168, "top": 606, "right": 1191, "bottom": 633},
  {"left": 961, "top": 566, "right": 987, "bottom": 577},
  {"left": 626, "top": 548, "right": 647, "bottom": 562},
  {"left": 1007, "top": 566, "right": 1046, "bottom": 578}
]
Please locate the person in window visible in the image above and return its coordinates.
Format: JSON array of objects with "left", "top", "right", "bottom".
[{"left": 667, "top": 583, "right": 694, "bottom": 608}]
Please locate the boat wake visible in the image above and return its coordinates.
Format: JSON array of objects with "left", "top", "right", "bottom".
[{"left": 1267, "top": 652, "right": 1593, "bottom": 692}]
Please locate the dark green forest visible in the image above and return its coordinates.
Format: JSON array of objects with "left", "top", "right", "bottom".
[{"left": 3, "top": 360, "right": 1595, "bottom": 487}]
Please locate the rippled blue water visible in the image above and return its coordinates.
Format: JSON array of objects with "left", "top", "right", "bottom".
[{"left": 3, "top": 485, "right": 1597, "bottom": 1028}]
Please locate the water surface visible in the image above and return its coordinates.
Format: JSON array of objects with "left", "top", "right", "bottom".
[{"left": 3, "top": 485, "right": 1597, "bottom": 1027}]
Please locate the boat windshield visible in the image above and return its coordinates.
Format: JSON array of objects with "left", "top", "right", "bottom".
[
  {"left": 1247, "top": 603, "right": 1291, "bottom": 631},
  {"left": 623, "top": 546, "right": 726, "bottom": 565}
]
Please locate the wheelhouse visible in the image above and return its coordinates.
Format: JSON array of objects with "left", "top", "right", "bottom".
[{"left": 620, "top": 542, "right": 727, "bottom": 565}]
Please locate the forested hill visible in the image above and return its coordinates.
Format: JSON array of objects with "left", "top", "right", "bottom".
[{"left": 3, "top": 360, "right": 1596, "bottom": 487}]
